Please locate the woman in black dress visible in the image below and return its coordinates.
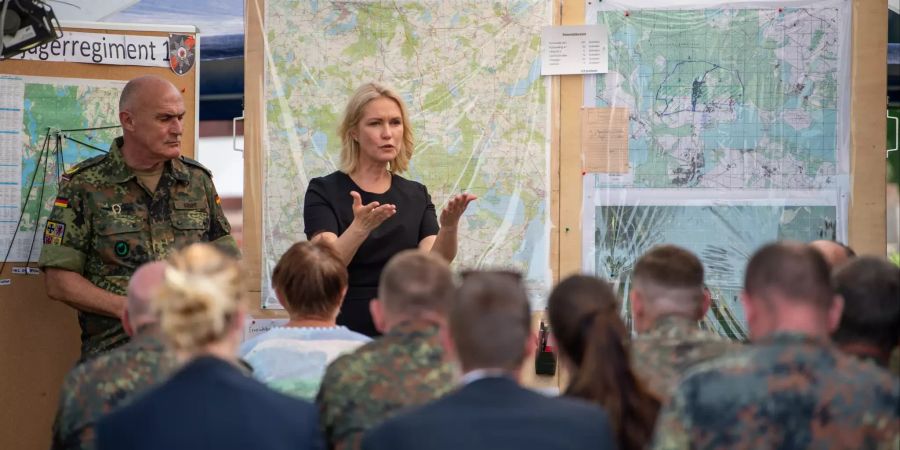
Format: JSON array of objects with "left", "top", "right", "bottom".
[{"left": 303, "top": 82, "right": 475, "bottom": 336}]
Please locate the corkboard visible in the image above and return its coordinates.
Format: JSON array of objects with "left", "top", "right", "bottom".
[{"left": 0, "top": 23, "right": 198, "bottom": 450}]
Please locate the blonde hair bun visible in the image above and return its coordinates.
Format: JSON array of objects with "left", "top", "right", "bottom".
[{"left": 156, "top": 244, "right": 245, "bottom": 353}]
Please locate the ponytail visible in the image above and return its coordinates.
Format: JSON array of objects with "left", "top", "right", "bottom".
[
  {"left": 548, "top": 274, "right": 662, "bottom": 450},
  {"left": 563, "top": 311, "right": 661, "bottom": 450}
]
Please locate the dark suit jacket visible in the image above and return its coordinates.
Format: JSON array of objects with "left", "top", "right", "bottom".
[
  {"left": 96, "top": 356, "right": 324, "bottom": 450},
  {"left": 362, "top": 376, "right": 616, "bottom": 450}
]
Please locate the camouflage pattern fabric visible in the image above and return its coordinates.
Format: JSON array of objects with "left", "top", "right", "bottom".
[
  {"left": 51, "top": 332, "right": 177, "bottom": 450},
  {"left": 651, "top": 332, "right": 900, "bottom": 450},
  {"left": 632, "top": 315, "right": 742, "bottom": 401},
  {"left": 39, "top": 137, "right": 238, "bottom": 360},
  {"left": 316, "top": 320, "right": 456, "bottom": 450}
]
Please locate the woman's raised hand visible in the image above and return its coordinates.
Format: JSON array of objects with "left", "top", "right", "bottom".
[
  {"left": 439, "top": 193, "right": 477, "bottom": 228},
  {"left": 350, "top": 191, "right": 397, "bottom": 232}
]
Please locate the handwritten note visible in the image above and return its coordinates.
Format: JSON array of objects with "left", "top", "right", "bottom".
[
  {"left": 582, "top": 107, "right": 630, "bottom": 174},
  {"left": 242, "top": 317, "right": 288, "bottom": 342}
]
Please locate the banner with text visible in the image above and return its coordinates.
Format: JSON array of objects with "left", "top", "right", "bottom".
[{"left": 12, "top": 31, "right": 173, "bottom": 67}]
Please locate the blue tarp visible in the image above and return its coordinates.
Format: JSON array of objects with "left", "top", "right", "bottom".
[
  {"left": 102, "top": 0, "right": 245, "bottom": 119},
  {"left": 103, "top": 0, "right": 244, "bottom": 60}
]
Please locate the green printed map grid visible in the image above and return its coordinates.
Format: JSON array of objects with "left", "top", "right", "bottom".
[{"left": 593, "top": 8, "right": 842, "bottom": 189}]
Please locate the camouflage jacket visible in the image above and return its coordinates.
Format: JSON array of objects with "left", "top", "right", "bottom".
[
  {"left": 38, "top": 137, "right": 238, "bottom": 360},
  {"left": 316, "top": 320, "right": 456, "bottom": 450},
  {"left": 51, "top": 332, "right": 177, "bottom": 450},
  {"left": 651, "top": 332, "right": 900, "bottom": 450},
  {"left": 632, "top": 315, "right": 741, "bottom": 401}
]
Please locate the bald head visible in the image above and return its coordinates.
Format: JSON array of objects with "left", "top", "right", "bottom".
[
  {"left": 809, "top": 240, "right": 855, "bottom": 271},
  {"left": 119, "top": 75, "right": 179, "bottom": 113},
  {"left": 127, "top": 261, "right": 167, "bottom": 329}
]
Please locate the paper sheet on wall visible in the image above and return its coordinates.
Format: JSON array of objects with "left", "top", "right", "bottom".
[
  {"left": 0, "top": 76, "right": 25, "bottom": 264},
  {"left": 242, "top": 317, "right": 289, "bottom": 342},
  {"left": 582, "top": 107, "right": 629, "bottom": 173},
  {"left": 540, "top": 25, "right": 608, "bottom": 75}
]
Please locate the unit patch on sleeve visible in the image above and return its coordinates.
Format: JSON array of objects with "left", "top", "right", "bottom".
[{"left": 43, "top": 220, "right": 66, "bottom": 245}]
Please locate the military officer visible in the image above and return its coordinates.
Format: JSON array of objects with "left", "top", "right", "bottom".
[{"left": 39, "top": 75, "right": 238, "bottom": 361}]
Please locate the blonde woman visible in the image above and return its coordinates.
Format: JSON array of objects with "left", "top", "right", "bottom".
[
  {"left": 96, "top": 244, "right": 324, "bottom": 450},
  {"left": 303, "top": 82, "right": 476, "bottom": 336}
]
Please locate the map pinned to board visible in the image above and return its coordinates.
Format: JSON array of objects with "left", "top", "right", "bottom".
[
  {"left": 590, "top": 6, "right": 846, "bottom": 188},
  {"left": 583, "top": 1, "right": 851, "bottom": 337},
  {"left": 1, "top": 77, "right": 122, "bottom": 262},
  {"left": 263, "top": 1, "right": 553, "bottom": 308}
]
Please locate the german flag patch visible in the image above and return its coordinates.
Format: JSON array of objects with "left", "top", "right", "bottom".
[
  {"left": 43, "top": 220, "right": 65, "bottom": 245},
  {"left": 215, "top": 195, "right": 221, "bottom": 205},
  {"left": 53, "top": 197, "right": 69, "bottom": 208}
]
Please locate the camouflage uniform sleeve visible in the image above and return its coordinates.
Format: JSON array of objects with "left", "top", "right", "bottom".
[
  {"left": 51, "top": 367, "right": 89, "bottom": 450},
  {"left": 38, "top": 177, "right": 90, "bottom": 273},
  {"left": 650, "top": 385, "right": 693, "bottom": 450},
  {"left": 202, "top": 173, "right": 239, "bottom": 256},
  {"left": 316, "top": 356, "right": 364, "bottom": 450}
]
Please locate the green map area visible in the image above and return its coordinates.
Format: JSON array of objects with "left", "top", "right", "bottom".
[
  {"left": 264, "top": 1, "right": 552, "bottom": 307},
  {"left": 16, "top": 79, "right": 122, "bottom": 261},
  {"left": 593, "top": 7, "right": 843, "bottom": 188}
]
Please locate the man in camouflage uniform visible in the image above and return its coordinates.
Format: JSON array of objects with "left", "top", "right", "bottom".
[
  {"left": 629, "top": 245, "right": 740, "bottom": 401},
  {"left": 831, "top": 256, "right": 900, "bottom": 371},
  {"left": 39, "top": 75, "right": 237, "bottom": 361},
  {"left": 652, "top": 242, "right": 900, "bottom": 450},
  {"left": 51, "top": 261, "right": 177, "bottom": 450},
  {"left": 317, "top": 250, "right": 457, "bottom": 450}
]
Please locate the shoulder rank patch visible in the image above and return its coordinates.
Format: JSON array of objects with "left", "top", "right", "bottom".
[
  {"left": 53, "top": 197, "right": 69, "bottom": 208},
  {"left": 179, "top": 155, "right": 212, "bottom": 177},
  {"left": 43, "top": 220, "right": 66, "bottom": 245},
  {"left": 61, "top": 153, "right": 108, "bottom": 181}
]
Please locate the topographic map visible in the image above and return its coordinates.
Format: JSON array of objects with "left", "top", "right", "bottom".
[
  {"left": 2, "top": 77, "right": 121, "bottom": 262},
  {"left": 264, "top": 1, "right": 552, "bottom": 308},
  {"left": 591, "top": 6, "right": 844, "bottom": 189},
  {"left": 584, "top": 2, "right": 849, "bottom": 337}
]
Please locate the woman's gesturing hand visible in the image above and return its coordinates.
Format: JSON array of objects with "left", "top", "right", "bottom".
[
  {"left": 350, "top": 191, "right": 397, "bottom": 232},
  {"left": 439, "top": 193, "right": 477, "bottom": 228}
]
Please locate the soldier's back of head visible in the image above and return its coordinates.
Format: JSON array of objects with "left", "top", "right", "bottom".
[
  {"left": 652, "top": 242, "right": 900, "bottom": 448},
  {"left": 629, "top": 245, "right": 739, "bottom": 400},
  {"left": 832, "top": 256, "right": 900, "bottom": 368}
]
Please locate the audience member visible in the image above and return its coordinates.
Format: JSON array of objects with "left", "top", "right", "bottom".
[
  {"left": 629, "top": 245, "right": 740, "bottom": 400},
  {"left": 831, "top": 256, "right": 900, "bottom": 370},
  {"left": 363, "top": 271, "right": 616, "bottom": 450},
  {"left": 548, "top": 274, "right": 660, "bottom": 450},
  {"left": 96, "top": 244, "right": 323, "bottom": 450},
  {"left": 652, "top": 242, "right": 900, "bottom": 449},
  {"left": 810, "top": 239, "right": 855, "bottom": 270},
  {"left": 52, "top": 262, "right": 177, "bottom": 450},
  {"left": 317, "top": 250, "right": 457, "bottom": 450},
  {"left": 240, "top": 241, "right": 371, "bottom": 399}
]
